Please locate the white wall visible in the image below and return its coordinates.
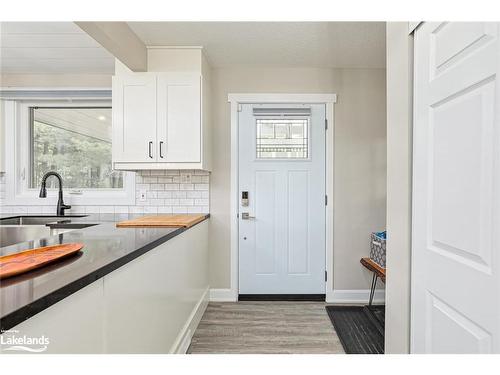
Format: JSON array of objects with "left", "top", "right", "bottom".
[
  {"left": 209, "top": 66, "right": 387, "bottom": 292},
  {"left": 385, "top": 22, "right": 413, "bottom": 354}
]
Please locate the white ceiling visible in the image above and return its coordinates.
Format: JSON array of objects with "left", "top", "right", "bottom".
[
  {"left": 0, "top": 22, "right": 386, "bottom": 75},
  {"left": 129, "top": 22, "right": 386, "bottom": 68},
  {"left": 0, "top": 22, "right": 114, "bottom": 74}
]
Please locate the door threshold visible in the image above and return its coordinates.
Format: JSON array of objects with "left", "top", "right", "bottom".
[{"left": 238, "top": 294, "right": 326, "bottom": 302}]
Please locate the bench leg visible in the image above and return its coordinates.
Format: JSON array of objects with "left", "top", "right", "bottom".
[{"left": 369, "top": 274, "right": 378, "bottom": 306}]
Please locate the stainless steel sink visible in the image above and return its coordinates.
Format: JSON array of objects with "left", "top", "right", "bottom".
[
  {"left": 0, "top": 215, "right": 96, "bottom": 248},
  {"left": 0, "top": 215, "right": 87, "bottom": 226},
  {"left": 0, "top": 226, "right": 56, "bottom": 248}
]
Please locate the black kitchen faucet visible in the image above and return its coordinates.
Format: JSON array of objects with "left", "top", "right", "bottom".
[{"left": 39, "top": 171, "right": 72, "bottom": 216}]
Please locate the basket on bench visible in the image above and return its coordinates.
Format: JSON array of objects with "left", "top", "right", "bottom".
[{"left": 370, "top": 231, "right": 386, "bottom": 269}]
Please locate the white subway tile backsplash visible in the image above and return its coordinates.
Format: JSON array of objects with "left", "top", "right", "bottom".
[
  {"left": 129, "top": 206, "right": 145, "bottom": 214},
  {"left": 157, "top": 206, "right": 173, "bottom": 214},
  {"left": 157, "top": 177, "right": 173, "bottom": 183},
  {"left": 172, "top": 206, "right": 187, "bottom": 213},
  {"left": 179, "top": 198, "right": 194, "bottom": 206},
  {"left": 164, "top": 184, "right": 179, "bottom": 191},
  {"left": 146, "top": 191, "right": 158, "bottom": 199},
  {"left": 147, "top": 199, "right": 164, "bottom": 206},
  {"left": 150, "top": 184, "right": 165, "bottom": 191},
  {"left": 143, "top": 177, "right": 158, "bottom": 184},
  {"left": 186, "top": 191, "right": 202, "bottom": 198},
  {"left": 0, "top": 170, "right": 210, "bottom": 214},
  {"left": 71, "top": 206, "right": 86, "bottom": 214},
  {"left": 150, "top": 170, "right": 166, "bottom": 176},
  {"left": 143, "top": 206, "right": 158, "bottom": 214},
  {"left": 172, "top": 191, "right": 187, "bottom": 198},
  {"left": 157, "top": 191, "right": 172, "bottom": 199},
  {"left": 164, "top": 198, "right": 180, "bottom": 206},
  {"left": 194, "top": 183, "right": 209, "bottom": 191},
  {"left": 194, "top": 199, "right": 209, "bottom": 206}
]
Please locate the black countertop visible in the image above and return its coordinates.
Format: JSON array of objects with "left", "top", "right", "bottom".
[{"left": 0, "top": 213, "right": 209, "bottom": 331}]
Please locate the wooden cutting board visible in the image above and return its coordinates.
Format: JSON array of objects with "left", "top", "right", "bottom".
[
  {"left": 0, "top": 243, "right": 84, "bottom": 280},
  {"left": 116, "top": 214, "right": 206, "bottom": 228}
]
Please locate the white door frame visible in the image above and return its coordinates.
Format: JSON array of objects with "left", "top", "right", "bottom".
[{"left": 222, "top": 93, "right": 337, "bottom": 302}]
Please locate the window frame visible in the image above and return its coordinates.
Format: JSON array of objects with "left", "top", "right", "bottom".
[{"left": 3, "top": 99, "right": 136, "bottom": 206}]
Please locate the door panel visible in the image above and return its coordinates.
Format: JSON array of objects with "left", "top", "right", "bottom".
[
  {"left": 287, "top": 170, "right": 310, "bottom": 274},
  {"left": 157, "top": 73, "right": 201, "bottom": 163},
  {"left": 426, "top": 292, "right": 492, "bottom": 354},
  {"left": 412, "top": 22, "right": 500, "bottom": 353},
  {"left": 112, "top": 74, "right": 157, "bottom": 163},
  {"left": 238, "top": 104, "right": 326, "bottom": 295},
  {"left": 254, "top": 170, "right": 277, "bottom": 275}
]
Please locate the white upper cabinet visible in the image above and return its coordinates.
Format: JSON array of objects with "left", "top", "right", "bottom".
[
  {"left": 112, "top": 70, "right": 210, "bottom": 170},
  {"left": 112, "top": 73, "right": 157, "bottom": 163},
  {"left": 157, "top": 73, "right": 201, "bottom": 163}
]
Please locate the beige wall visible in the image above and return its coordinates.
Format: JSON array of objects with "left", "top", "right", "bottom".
[
  {"left": 385, "top": 22, "right": 413, "bottom": 354},
  {"left": 209, "top": 66, "right": 387, "bottom": 291}
]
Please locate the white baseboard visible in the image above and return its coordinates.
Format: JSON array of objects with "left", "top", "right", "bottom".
[
  {"left": 209, "top": 288, "right": 238, "bottom": 302},
  {"left": 171, "top": 286, "right": 210, "bottom": 354},
  {"left": 327, "top": 289, "right": 386, "bottom": 304}
]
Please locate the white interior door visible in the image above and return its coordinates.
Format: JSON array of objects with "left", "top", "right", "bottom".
[
  {"left": 412, "top": 22, "right": 500, "bottom": 353},
  {"left": 238, "top": 103, "right": 326, "bottom": 295}
]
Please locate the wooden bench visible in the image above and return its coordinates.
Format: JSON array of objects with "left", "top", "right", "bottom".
[{"left": 360, "top": 257, "right": 386, "bottom": 305}]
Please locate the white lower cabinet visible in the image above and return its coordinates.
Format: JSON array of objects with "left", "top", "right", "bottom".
[
  {"left": 104, "top": 221, "right": 209, "bottom": 353},
  {"left": 4, "top": 280, "right": 105, "bottom": 354},
  {"left": 4, "top": 221, "right": 209, "bottom": 354}
]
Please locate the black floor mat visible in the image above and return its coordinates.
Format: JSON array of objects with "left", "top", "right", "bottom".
[{"left": 325, "top": 305, "right": 385, "bottom": 354}]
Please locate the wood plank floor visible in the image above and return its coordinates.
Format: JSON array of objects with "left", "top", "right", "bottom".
[{"left": 188, "top": 302, "right": 345, "bottom": 354}]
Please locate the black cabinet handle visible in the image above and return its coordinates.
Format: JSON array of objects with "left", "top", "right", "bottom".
[
  {"left": 148, "top": 141, "right": 153, "bottom": 158},
  {"left": 159, "top": 141, "right": 164, "bottom": 159}
]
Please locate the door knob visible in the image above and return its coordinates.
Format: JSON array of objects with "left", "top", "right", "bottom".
[{"left": 241, "top": 212, "right": 255, "bottom": 220}]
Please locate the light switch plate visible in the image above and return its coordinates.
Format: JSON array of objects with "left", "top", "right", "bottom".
[{"left": 139, "top": 189, "right": 147, "bottom": 202}]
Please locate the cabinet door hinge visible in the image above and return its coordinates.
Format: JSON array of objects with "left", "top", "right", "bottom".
[
  {"left": 325, "top": 118, "right": 328, "bottom": 130},
  {"left": 325, "top": 270, "right": 328, "bottom": 282},
  {"left": 325, "top": 195, "right": 328, "bottom": 205}
]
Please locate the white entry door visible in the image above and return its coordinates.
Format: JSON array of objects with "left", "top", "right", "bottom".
[
  {"left": 238, "top": 103, "right": 326, "bottom": 295},
  {"left": 412, "top": 22, "right": 500, "bottom": 353}
]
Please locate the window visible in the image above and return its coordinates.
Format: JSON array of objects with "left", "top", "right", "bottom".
[
  {"left": 2, "top": 97, "right": 135, "bottom": 206},
  {"left": 256, "top": 118, "right": 309, "bottom": 159},
  {"left": 29, "top": 107, "right": 123, "bottom": 189}
]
